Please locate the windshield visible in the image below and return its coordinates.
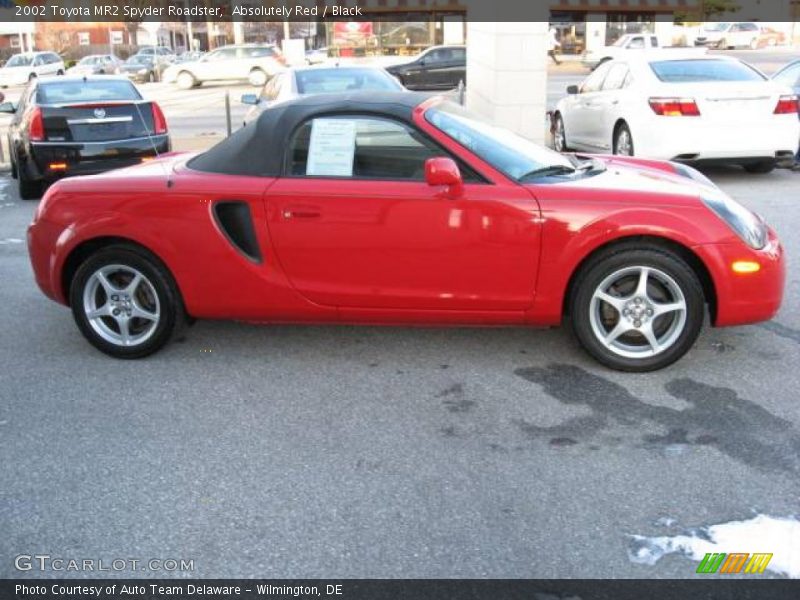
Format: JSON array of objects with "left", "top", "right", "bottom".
[
  {"left": 650, "top": 59, "right": 765, "bottom": 83},
  {"left": 704, "top": 22, "right": 730, "bottom": 32},
  {"left": 127, "top": 56, "right": 151, "bottom": 65},
  {"left": 6, "top": 54, "right": 33, "bottom": 67},
  {"left": 296, "top": 69, "right": 402, "bottom": 94},
  {"left": 425, "top": 101, "right": 574, "bottom": 181},
  {"left": 78, "top": 56, "right": 101, "bottom": 65}
]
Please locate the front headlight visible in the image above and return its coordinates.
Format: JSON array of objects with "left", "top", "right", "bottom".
[{"left": 702, "top": 193, "right": 768, "bottom": 249}]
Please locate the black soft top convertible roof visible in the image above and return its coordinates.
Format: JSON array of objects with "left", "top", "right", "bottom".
[{"left": 188, "top": 91, "right": 432, "bottom": 177}]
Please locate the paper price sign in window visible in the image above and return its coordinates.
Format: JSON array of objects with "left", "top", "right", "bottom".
[{"left": 306, "top": 118, "right": 356, "bottom": 177}]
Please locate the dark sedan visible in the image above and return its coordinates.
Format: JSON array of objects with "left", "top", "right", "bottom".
[
  {"left": 0, "top": 76, "right": 170, "bottom": 199},
  {"left": 120, "top": 55, "right": 158, "bottom": 83},
  {"left": 385, "top": 45, "right": 466, "bottom": 91}
]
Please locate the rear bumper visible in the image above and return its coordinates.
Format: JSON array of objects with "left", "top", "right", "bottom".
[
  {"left": 634, "top": 116, "right": 799, "bottom": 164},
  {"left": 694, "top": 228, "right": 785, "bottom": 327},
  {"left": 27, "top": 135, "right": 170, "bottom": 182}
]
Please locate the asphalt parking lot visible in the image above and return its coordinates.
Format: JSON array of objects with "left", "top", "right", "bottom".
[{"left": 1, "top": 161, "right": 799, "bottom": 577}]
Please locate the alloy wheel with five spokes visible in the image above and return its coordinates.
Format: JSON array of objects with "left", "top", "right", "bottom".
[
  {"left": 70, "top": 246, "right": 183, "bottom": 358},
  {"left": 570, "top": 245, "right": 704, "bottom": 371}
]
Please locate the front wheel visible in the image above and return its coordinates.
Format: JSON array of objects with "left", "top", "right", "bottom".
[
  {"left": 569, "top": 245, "right": 705, "bottom": 372},
  {"left": 70, "top": 246, "right": 185, "bottom": 359},
  {"left": 249, "top": 68, "right": 268, "bottom": 87},
  {"left": 176, "top": 71, "right": 196, "bottom": 90}
]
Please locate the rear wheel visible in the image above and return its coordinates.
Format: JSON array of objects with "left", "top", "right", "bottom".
[
  {"left": 248, "top": 68, "right": 268, "bottom": 87},
  {"left": 743, "top": 160, "right": 775, "bottom": 174},
  {"left": 28, "top": 73, "right": 36, "bottom": 82},
  {"left": 553, "top": 113, "right": 570, "bottom": 152},
  {"left": 56, "top": 69, "right": 64, "bottom": 76},
  {"left": 569, "top": 245, "right": 705, "bottom": 372},
  {"left": 613, "top": 122, "right": 634, "bottom": 156},
  {"left": 176, "top": 71, "right": 196, "bottom": 90},
  {"left": 70, "top": 246, "right": 184, "bottom": 359}
]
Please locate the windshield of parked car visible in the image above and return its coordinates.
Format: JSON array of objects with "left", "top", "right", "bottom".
[
  {"left": 5, "top": 54, "right": 34, "bottom": 67},
  {"left": 78, "top": 56, "right": 102, "bottom": 65},
  {"left": 649, "top": 59, "right": 765, "bottom": 82},
  {"left": 296, "top": 69, "right": 402, "bottom": 94},
  {"left": 704, "top": 22, "right": 730, "bottom": 32},
  {"left": 36, "top": 80, "right": 141, "bottom": 104},
  {"left": 425, "top": 101, "right": 577, "bottom": 181}
]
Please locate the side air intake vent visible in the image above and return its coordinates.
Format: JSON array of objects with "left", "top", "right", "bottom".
[{"left": 212, "top": 201, "right": 262, "bottom": 263}]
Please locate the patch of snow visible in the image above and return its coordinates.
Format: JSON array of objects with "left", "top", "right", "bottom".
[{"left": 629, "top": 514, "right": 800, "bottom": 578}]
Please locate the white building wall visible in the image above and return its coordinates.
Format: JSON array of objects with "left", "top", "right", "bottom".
[{"left": 465, "top": 22, "right": 549, "bottom": 144}]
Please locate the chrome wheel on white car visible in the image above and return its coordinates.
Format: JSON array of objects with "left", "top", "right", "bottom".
[
  {"left": 569, "top": 244, "right": 704, "bottom": 372},
  {"left": 249, "top": 69, "right": 268, "bottom": 87},
  {"left": 613, "top": 123, "right": 634, "bottom": 156},
  {"left": 553, "top": 114, "right": 569, "bottom": 152},
  {"left": 177, "top": 71, "right": 196, "bottom": 90}
]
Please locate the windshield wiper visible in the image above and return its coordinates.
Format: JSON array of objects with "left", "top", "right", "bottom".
[{"left": 519, "top": 165, "right": 576, "bottom": 180}]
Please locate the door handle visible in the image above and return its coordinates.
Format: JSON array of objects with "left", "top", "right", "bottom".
[{"left": 283, "top": 206, "right": 320, "bottom": 219}]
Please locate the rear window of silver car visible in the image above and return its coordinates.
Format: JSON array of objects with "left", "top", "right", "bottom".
[{"left": 649, "top": 59, "right": 765, "bottom": 83}]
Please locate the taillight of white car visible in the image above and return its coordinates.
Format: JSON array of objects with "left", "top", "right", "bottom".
[
  {"left": 648, "top": 97, "right": 701, "bottom": 117},
  {"left": 773, "top": 95, "right": 799, "bottom": 114}
]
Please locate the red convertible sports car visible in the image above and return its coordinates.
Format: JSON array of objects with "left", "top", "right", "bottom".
[{"left": 28, "top": 92, "right": 784, "bottom": 371}]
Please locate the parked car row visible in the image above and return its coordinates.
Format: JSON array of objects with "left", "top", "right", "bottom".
[{"left": 554, "top": 55, "right": 800, "bottom": 173}]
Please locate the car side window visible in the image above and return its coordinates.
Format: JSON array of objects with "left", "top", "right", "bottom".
[
  {"left": 287, "top": 116, "right": 480, "bottom": 182},
  {"left": 650, "top": 36, "right": 659, "bottom": 47},
  {"left": 452, "top": 48, "right": 466, "bottom": 62},
  {"left": 628, "top": 37, "right": 644, "bottom": 49},
  {"left": 580, "top": 62, "right": 612, "bottom": 93},
  {"left": 208, "top": 49, "right": 235, "bottom": 62},
  {"left": 601, "top": 64, "right": 629, "bottom": 91}
]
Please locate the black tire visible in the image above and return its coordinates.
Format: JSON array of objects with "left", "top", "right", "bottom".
[
  {"left": 56, "top": 69, "right": 64, "bottom": 76},
  {"left": 553, "top": 113, "right": 571, "bottom": 152},
  {"left": 69, "top": 245, "right": 186, "bottom": 359},
  {"left": 743, "top": 161, "right": 775, "bottom": 174},
  {"left": 10, "top": 153, "right": 17, "bottom": 179},
  {"left": 568, "top": 244, "right": 705, "bottom": 372},
  {"left": 17, "top": 161, "right": 42, "bottom": 200},
  {"left": 28, "top": 73, "right": 36, "bottom": 82},
  {"left": 613, "top": 122, "right": 634, "bottom": 156}
]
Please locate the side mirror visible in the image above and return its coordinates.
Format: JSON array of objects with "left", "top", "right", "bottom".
[
  {"left": 240, "top": 93, "right": 259, "bottom": 105},
  {"left": 0, "top": 101, "right": 17, "bottom": 114},
  {"left": 425, "top": 157, "right": 462, "bottom": 191},
  {"left": 567, "top": 84, "right": 579, "bottom": 94}
]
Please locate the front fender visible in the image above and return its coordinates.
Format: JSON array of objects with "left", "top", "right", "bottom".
[
  {"left": 50, "top": 211, "right": 183, "bottom": 305},
  {"left": 528, "top": 205, "right": 732, "bottom": 324}
]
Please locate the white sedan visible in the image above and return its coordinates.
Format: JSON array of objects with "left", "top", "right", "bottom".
[{"left": 553, "top": 55, "right": 799, "bottom": 173}]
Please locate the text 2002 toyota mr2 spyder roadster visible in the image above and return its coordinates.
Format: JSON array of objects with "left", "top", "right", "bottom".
[{"left": 28, "top": 92, "right": 784, "bottom": 371}]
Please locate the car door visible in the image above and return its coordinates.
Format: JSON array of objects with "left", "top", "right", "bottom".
[
  {"left": 401, "top": 52, "right": 428, "bottom": 88},
  {"left": 265, "top": 114, "right": 541, "bottom": 311},
  {"left": 565, "top": 61, "right": 613, "bottom": 149},
  {"left": 588, "top": 62, "right": 630, "bottom": 150}
]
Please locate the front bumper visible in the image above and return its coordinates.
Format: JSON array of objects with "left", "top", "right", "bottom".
[
  {"left": 694, "top": 228, "right": 785, "bottom": 327},
  {"left": 28, "top": 135, "right": 170, "bottom": 182},
  {"left": 27, "top": 217, "right": 67, "bottom": 305}
]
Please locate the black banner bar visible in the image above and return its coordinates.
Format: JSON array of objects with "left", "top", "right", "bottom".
[
  {"left": 1, "top": 0, "right": 797, "bottom": 23},
  {"left": 3, "top": 579, "right": 800, "bottom": 600}
]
